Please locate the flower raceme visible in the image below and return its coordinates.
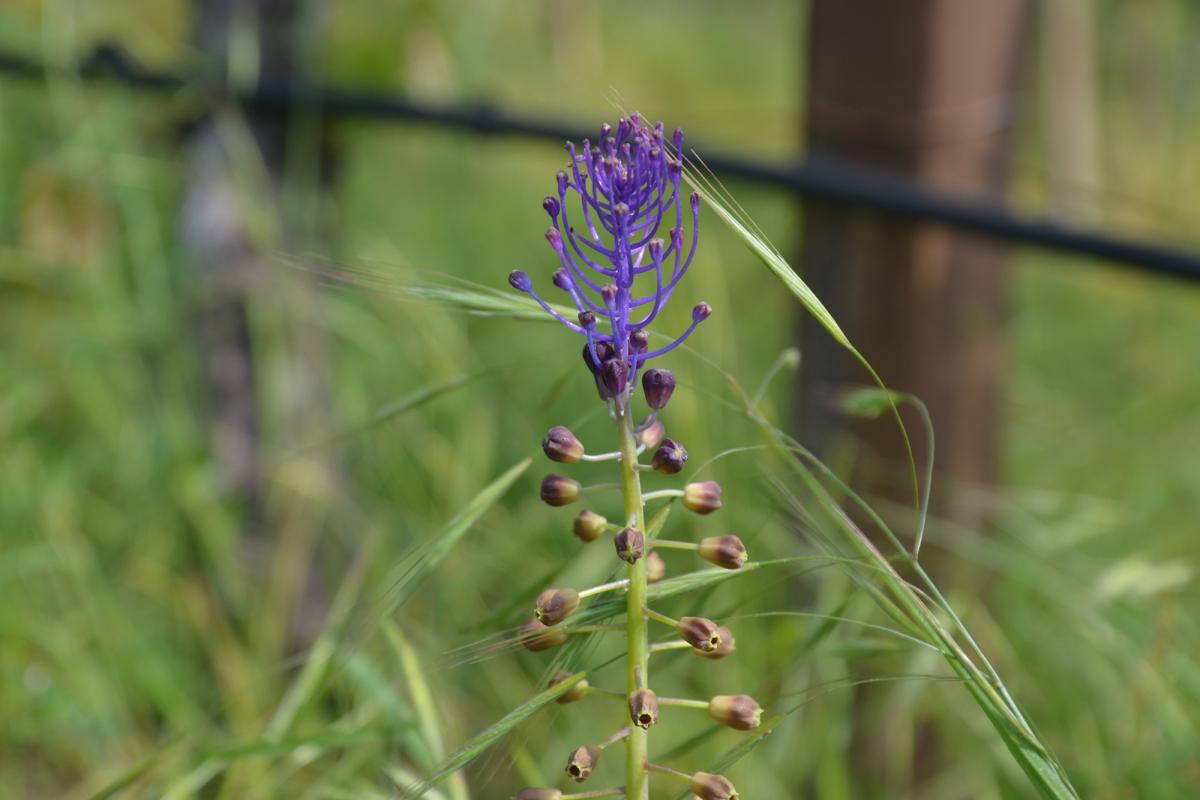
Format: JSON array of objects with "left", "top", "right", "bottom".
[{"left": 508, "top": 116, "right": 752, "bottom": 800}]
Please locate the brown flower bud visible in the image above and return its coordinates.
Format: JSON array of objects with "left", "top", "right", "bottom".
[
  {"left": 518, "top": 618, "right": 567, "bottom": 652},
  {"left": 543, "top": 426, "right": 584, "bottom": 463},
  {"left": 694, "top": 626, "right": 735, "bottom": 659},
  {"left": 690, "top": 772, "right": 739, "bottom": 800},
  {"left": 629, "top": 688, "right": 659, "bottom": 729},
  {"left": 651, "top": 438, "right": 688, "bottom": 475},
  {"left": 514, "top": 789, "right": 562, "bottom": 800},
  {"left": 572, "top": 509, "right": 607, "bottom": 542},
  {"left": 535, "top": 588, "right": 581, "bottom": 626},
  {"left": 564, "top": 743, "right": 601, "bottom": 782},
  {"left": 709, "top": 694, "right": 763, "bottom": 730},
  {"left": 614, "top": 527, "right": 645, "bottom": 564},
  {"left": 636, "top": 418, "right": 666, "bottom": 449},
  {"left": 645, "top": 550, "right": 666, "bottom": 583},
  {"left": 641, "top": 368, "right": 676, "bottom": 409},
  {"left": 682, "top": 480, "right": 723, "bottom": 514},
  {"left": 549, "top": 670, "right": 589, "bottom": 704},
  {"left": 540, "top": 474, "right": 581, "bottom": 506},
  {"left": 677, "top": 616, "right": 723, "bottom": 652},
  {"left": 698, "top": 535, "right": 747, "bottom": 570}
]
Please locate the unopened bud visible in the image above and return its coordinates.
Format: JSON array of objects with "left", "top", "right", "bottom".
[
  {"left": 699, "top": 535, "right": 747, "bottom": 570},
  {"left": 578, "top": 310, "right": 597, "bottom": 328},
  {"left": 651, "top": 438, "right": 688, "bottom": 475},
  {"left": 514, "top": 789, "right": 562, "bottom": 800},
  {"left": 695, "top": 626, "right": 735, "bottom": 660},
  {"left": 518, "top": 618, "right": 567, "bottom": 652},
  {"left": 557, "top": 171, "right": 569, "bottom": 194},
  {"left": 573, "top": 509, "right": 607, "bottom": 542},
  {"left": 637, "top": 418, "right": 665, "bottom": 449},
  {"left": 641, "top": 368, "right": 676, "bottom": 409},
  {"left": 693, "top": 301, "right": 712, "bottom": 322},
  {"left": 543, "top": 196, "right": 560, "bottom": 218},
  {"left": 682, "top": 481, "right": 723, "bottom": 514},
  {"left": 599, "top": 358, "right": 628, "bottom": 396},
  {"left": 600, "top": 284, "right": 618, "bottom": 307},
  {"left": 689, "top": 192, "right": 702, "bottom": 215},
  {"left": 508, "top": 270, "right": 532, "bottom": 292},
  {"left": 550, "top": 670, "right": 589, "bottom": 704},
  {"left": 535, "top": 588, "right": 580, "bottom": 626},
  {"left": 645, "top": 550, "right": 666, "bottom": 583},
  {"left": 690, "top": 772, "right": 739, "bottom": 800},
  {"left": 677, "top": 616, "right": 723, "bottom": 652},
  {"left": 552, "top": 268, "right": 571, "bottom": 290},
  {"left": 546, "top": 228, "right": 563, "bottom": 251},
  {"left": 543, "top": 426, "right": 584, "bottom": 463},
  {"left": 629, "top": 329, "right": 649, "bottom": 355},
  {"left": 614, "top": 527, "right": 645, "bottom": 564},
  {"left": 564, "top": 744, "right": 601, "bottom": 782},
  {"left": 540, "top": 474, "right": 581, "bottom": 506},
  {"left": 629, "top": 688, "right": 659, "bottom": 729},
  {"left": 648, "top": 238, "right": 665, "bottom": 260},
  {"left": 583, "top": 341, "right": 615, "bottom": 374},
  {"left": 709, "top": 695, "right": 763, "bottom": 730}
]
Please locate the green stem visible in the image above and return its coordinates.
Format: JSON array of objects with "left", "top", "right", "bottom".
[
  {"left": 656, "top": 696, "right": 710, "bottom": 710},
  {"left": 616, "top": 403, "right": 649, "bottom": 800}
]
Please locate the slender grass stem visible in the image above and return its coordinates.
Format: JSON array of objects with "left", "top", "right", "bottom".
[{"left": 616, "top": 403, "right": 650, "bottom": 800}]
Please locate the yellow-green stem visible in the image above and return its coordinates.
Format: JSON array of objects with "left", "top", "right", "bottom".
[{"left": 616, "top": 403, "right": 649, "bottom": 800}]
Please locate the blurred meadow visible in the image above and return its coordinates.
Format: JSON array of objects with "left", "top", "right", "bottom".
[{"left": 2, "top": 1, "right": 1199, "bottom": 799}]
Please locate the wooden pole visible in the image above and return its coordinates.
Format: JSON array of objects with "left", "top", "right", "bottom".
[{"left": 801, "top": 0, "right": 1033, "bottom": 791}]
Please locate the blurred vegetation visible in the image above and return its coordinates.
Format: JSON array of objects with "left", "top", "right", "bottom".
[{"left": 1, "top": 1, "right": 1198, "bottom": 798}]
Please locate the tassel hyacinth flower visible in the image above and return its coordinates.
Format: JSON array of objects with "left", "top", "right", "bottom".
[{"left": 508, "top": 116, "right": 754, "bottom": 800}]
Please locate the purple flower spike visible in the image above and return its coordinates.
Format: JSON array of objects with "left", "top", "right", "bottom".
[{"left": 509, "top": 116, "right": 708, "bottom": 405}]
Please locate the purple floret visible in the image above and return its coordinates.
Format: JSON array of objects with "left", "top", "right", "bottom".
[{"left": 508, "top": 115, "right": 709, "bottom": 401}]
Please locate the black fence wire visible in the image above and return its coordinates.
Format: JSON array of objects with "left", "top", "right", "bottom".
[{"left": 3, "top": 44, "right": 1200, "bottom": 283}]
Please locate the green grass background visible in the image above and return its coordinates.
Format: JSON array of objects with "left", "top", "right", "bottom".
[{"left": 1, "top": 1, "right": 1199, "bottom": 798}]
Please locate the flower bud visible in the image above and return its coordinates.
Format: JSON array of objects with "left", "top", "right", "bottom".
[
  {"left": 629, "top": 328, "right": 650, "bottom": 356},
  {"left": 546, "top": 228, "right": 564, "bottom": 252},
  {"left": 508, "top": 270, "right": 532, "bottom": 292},
  {"left": 648, "top": 238, "right": 665, "bottom": 260},
  {"left": 641, "top": 368, "right": 676, "bottom": 409},
  {"left": 578, "top": 310, "right": 597, "bottom": 328},
  {"left": 564, "top": 744, "right": 601, "bottom": 782},
  {"left": 557, "top": 171, "right": 569, "bottom": 195},
  {"left": 614, "top": 527, "right": 645, "bottom": 564},
  {"left": 550, "top": 670, "right": 589, "bottom": 704},
  {"left": 689, "top": 192, "right": 701, "bottom": 215},
  {"left": 540, "top": 474, "right": 581, "bottom": 506},
  {"left": 552, "top": 267, "right": 571, "bottom": 290},
  {"left": 535, "top": 588, "right": 581, "bottom": 626},
  {"left": 628, "top": 688, "right": 659, "bottom": 729},
  {"left": 651, "top": 438, "right": 688, "bottom": 475},
  {"left": 693, "top": 301, "right": 712, "bottom": 322},
  {"left": 599, "top": 358, "right": 628, "bottom": 396},
  {"left": 709, "top": 695, "right": 763, "bottom": 730},
  {"left": 699, "top": 535, "right": 747, "bottom": 570},
  {"left": 600, "top": 284, "right": 618, "bottom": 307},
  {"left": 694, "top": 626, "right": 735, "bottom": 660},
  {"left": 582, "top": 341, "right": 615, "bottom": 374},
  {"left": 682, "top": 481, "right": 723, "bottom": 514},
  {"left": 515, "top": 789, "right": 562, "bottom": 800},
  {"left": 543, "top": 426, "right": 584, "bottom": 463},
  {"left": 677, "top": 616, "right": 723, "bottom": 652},
  {"left": 636, "top": 418, "right": 665, "bottom": 449},
  {"left": 690, "top": 772, "right": 739, "bottom": 800},
  {"left": 518, "top": 618, "right": 567, "bottom": 652},
  {"left": 572, "top": 509, "right": 607, "bottom": 542},
  {"left": 543, "top": 196, "right": 560, "bottom": 218},
  {"left": 645, "top": 550, "right": 666, "bottom": 583}
]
